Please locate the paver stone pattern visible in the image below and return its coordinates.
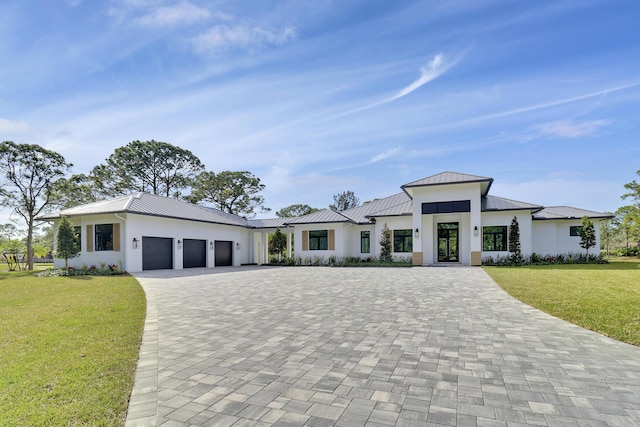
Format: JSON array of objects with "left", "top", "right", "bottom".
[{"left": 126, "top": 267, "right": 640, "bottom": 426}]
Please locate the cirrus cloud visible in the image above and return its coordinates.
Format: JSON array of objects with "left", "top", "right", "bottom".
[
  {"left": 192, "top": 25, "right": 297, "bottom": 55},
  {"left": 537, "top": 119, "right": 611, "bottom": 138},
  {"left": 133, "top": 1, "right": 212, "bottom": 27}
]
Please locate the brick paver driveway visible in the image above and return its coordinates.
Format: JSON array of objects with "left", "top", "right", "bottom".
[{"left": 126, "top": 267, "right": 640, "bottom": 426}]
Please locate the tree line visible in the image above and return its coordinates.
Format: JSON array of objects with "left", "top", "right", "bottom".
[{"left": 0, "top": 140, "right": 363, "bottom": 269}]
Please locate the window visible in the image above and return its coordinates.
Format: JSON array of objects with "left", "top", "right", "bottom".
[
  {"left": 309, "top": 230, "right": 328, "bottom": 250},
  {"left": 570, "top": 226, "right": 581, "bottom": 237},
  {"left": 361, "top": 231, "right": 370, "bottom": 253},
  {"left": 393, "top": 229, "right": 412, "bottom": 252},
  {"left": 422, "top": 200, "right": 471, "bottom": 214},
  {"left": 73, "top": 226, "right": 81, "bottom": 247},
  {"left": 483, "top": 226, "right": 507, "bottom": 251},
  {"left": 95, "top": 224, "right": 114, "bottom": 251}
]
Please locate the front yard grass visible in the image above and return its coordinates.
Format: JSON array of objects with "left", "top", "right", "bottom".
[
  {"left": 484, "top": 258, "right": 640, "bottom": 346},
  {"left": 0, "top": 270, "right": 146, "bottom": 426}
]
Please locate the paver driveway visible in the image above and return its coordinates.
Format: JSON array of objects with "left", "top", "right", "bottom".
[{"left": 126, "top": 267, "right": 640, "bottom": 426}]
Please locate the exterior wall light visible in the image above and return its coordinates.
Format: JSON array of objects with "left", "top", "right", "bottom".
[
  {"left": 132, "top": 237, "right": 138, "bottom": 249},
  {"left": 209, "top": 241, "right": 214, "bottom": 250},
  {"left": 415, "top": 228, "right": 419, "bottom": 237},
  {"left": 236, "top": 242, "right": 240, "bottom": 250},
  {"left": 474, "top": 226, "right": 479, "bottom": 236},
  {"left": 177, "top": 239, "right": 182, "bottom": 249}
]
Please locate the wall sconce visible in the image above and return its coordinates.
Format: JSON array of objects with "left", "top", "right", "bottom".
[
  {"left": 414, "top": 228, "right": 419, "bottom": 237},
  {"left": 177, "top": 239, "right": 182, "bottom": 249},
  {"left": 209, "top": 241, "right": 214, "bottom": 250},
  {"left": 474, "top": 226, "right": 479, "bottom": 236},
  {"left": 236, "top": 242, "right": 240, "bottom": 250},
  {"left": 132, "top": 237, "right": 138, "bottom": 249}
]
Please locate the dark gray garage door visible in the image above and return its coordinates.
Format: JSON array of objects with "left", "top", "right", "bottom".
[
  {"left": 142, "top": 237, "right": 173, "bottom": 270},
  {"left": 183, "top": 239, "right": 206, "bottom": 268},
  {"left": 214, "top": 241, "right": 233, "bottom": 266}
]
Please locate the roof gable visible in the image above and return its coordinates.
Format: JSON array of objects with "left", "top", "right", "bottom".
[{"left": 401, "top": 171, "right": 493, "bottom": 197}]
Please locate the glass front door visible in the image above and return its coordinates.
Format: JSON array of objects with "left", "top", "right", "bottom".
[{"left": 438, "top": 222, "right": 459, "bottom": 262}]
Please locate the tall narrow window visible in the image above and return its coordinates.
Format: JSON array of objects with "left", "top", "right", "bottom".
[
  {"left": 483, "top": 226, "right": 507, "bottom": 251},
  {"left": 393, "top": 229, "right": 412, "bottom": 252},
  {"left": 73, "top": 226, "right": 82, "bottom": 248},
  {"left": 361, "top": 231, "right": 370, "bottom": 253},
  {"left": 309, "top": 230, "right": 328, "bottom": 250},
  {"left": 95, "top": 224, "right": 114, "bottom": 251}
]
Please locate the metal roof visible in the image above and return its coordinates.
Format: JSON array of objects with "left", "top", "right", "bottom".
[
  {"left": 482, "top": 195, "right": 543, "bottom": 212},
  {"left": 284, "top": 208, "right": 353, "bottom": 225},
  {"left": 339, "top": 192, "right": 411, "bottom": 223},
  {"left": 39, "top": 193, "right": 251, "bottom": 227},
  {"left": 402, "top": 171, "right": 493, "bottom": 188},
  {"left": 533, "top": 206, "right": 613, "bottom": 220},
  {"left": 401, "top": 171, "right": 494, "bottom": 198},
  {"left": 248, "top": 217, "right": 291, "bottom": 229}
]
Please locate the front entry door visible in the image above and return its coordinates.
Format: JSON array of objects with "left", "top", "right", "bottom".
[{"left": 438, "top": 222, "right": 459, "bottom": 262}]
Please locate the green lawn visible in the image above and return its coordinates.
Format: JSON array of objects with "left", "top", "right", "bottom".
[
  {"left": 484, "top": 258, "right": 640, "bottom": 346},
  {"left": 0, "top": 270, "right": 146, "bottom": 426}
]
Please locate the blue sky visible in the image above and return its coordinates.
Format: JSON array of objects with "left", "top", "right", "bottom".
[{"left": 1, "top": 0, "right": 639, "bottom": 224}]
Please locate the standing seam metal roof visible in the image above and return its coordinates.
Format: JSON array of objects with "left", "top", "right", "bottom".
[{"left": 39, "top": 193, "right": 251, "bottom": 227}]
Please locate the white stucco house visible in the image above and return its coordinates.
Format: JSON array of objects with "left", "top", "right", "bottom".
[{"left": 40, "top": 171, "right": 611, "bottom": 272}]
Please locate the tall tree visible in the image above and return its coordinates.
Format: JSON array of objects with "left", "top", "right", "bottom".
[
  {"left": 0, "top": 141, "right": 72, "bottom": 269},
  {"left": 190, "top": 171, "right": 269, "bottom": 218},
  {"left": 276, "top": 204, "right": 319, "bottom": 218},
  {"left": 329, "top": 190, "right": 360, "bottom": 212},
  {"left": 621, "top": 169, "right": 640, "bottom": 257},
  {"left": 508, "top": 216, "right": 523, "bottom": 265},
  {"left": 579, "top": 216, "right": 596, "bottom": 257},
  {"left": 55, "top": 216, "right": 80, "bottom": 269},
  {"left": 50, "top": 173, "right": 103, "bottom": 209},
  {"left": 379, "top": 223, "right": 393, "bottom": 262},
  {"left": 93, "top": 140, "right": 204, "bottom": 198}
]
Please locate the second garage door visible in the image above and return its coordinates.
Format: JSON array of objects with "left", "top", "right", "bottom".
[
  {"left": 214, "top": 241, "right": 233, "bottom": 266},
  {"left": 183, "top": 239, "right": 206, "bottom": 268}
]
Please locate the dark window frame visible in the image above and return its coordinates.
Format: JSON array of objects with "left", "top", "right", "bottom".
[
  {"left": 422, "top": 200, "right": 471, "bottom": 214},
  {"left": 569, "top": 226, "right": 581, "bottom": 237},
  {"left": 483, "top": 226, "right": 507, "bottom": 251},
  {"left": 95, "top": 224, "right": 114, "bottom": 251},
  {"left": 360, "top": 231, "right": 370, "bottom": 253},
  {"left": 309, "top": 230, "right": 328, "bottom": 250},
  {"left": 393, "top": 229, "right": 413, "bottom": 253}
]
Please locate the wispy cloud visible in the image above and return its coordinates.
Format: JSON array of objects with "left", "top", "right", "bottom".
[
  {"left": 133, "top": 2, "right": 212, "bottom": 28},
  {"left": 463, "top": 82, "right": 640, "bottom": 125},
  {"left": 389, "top": 53, "right": 454, "bottom": 102},
  {"left": 370, "top": 146, "right": 400, "bottom": 164},
  {"left": 192, "top": 25, "right": 297, "bottom": 55},
  {"left": 342, "top": 52, "right": 459, "bottom": 117},
  {"left": 536, "top": 119, "right": 611, "bottom": 138}
]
